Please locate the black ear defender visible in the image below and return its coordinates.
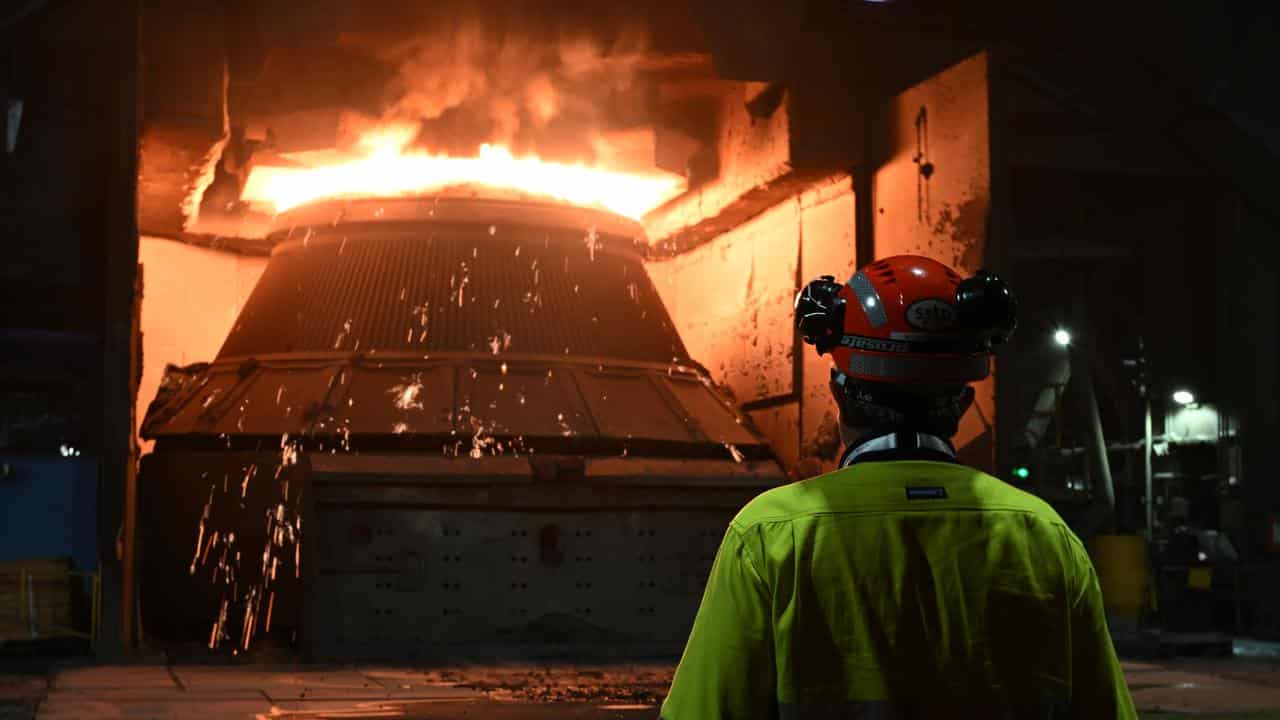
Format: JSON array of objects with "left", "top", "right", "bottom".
[
  {"left": 955, "top": 270, "right": 1018, "bottom": 349},
  {"left": 794, "top": 275, "right": 847, "bottom": 355}
]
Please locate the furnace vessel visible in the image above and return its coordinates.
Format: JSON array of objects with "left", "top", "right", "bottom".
[{"left": 138, "top": 194, "right": 785, "bottom": 659}]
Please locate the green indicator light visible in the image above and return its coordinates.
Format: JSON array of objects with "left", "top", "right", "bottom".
[{"left": 1013, "top": 467, "right": 1030, "bottom": 480}]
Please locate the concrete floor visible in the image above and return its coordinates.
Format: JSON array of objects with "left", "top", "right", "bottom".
[{"left": 2, "top": 659, "right": 1280, "bottom": 719}]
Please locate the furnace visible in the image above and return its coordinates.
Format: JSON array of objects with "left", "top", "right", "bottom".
[{"left": 138, "top": 193, "right": 785, "bottom": 658}]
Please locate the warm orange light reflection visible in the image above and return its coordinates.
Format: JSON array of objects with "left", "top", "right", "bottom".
[{"left": 241, "top": 125, "right": 684, "bottom": 220}]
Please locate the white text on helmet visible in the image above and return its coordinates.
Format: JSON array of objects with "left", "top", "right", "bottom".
[{"left": 840, "top": 335, "right": 911, "bottom": 353}]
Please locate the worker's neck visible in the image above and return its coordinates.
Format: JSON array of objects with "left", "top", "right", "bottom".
[
  {"left": 839, "top": 424, "right": 865, "bottom": 448},
  {"left": 840, "top": 425, "right": 952, "bottom": 450}
]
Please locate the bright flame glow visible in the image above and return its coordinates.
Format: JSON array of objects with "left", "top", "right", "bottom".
[{"left": 241, "top": 125, "right": 685, "bottom": 220}]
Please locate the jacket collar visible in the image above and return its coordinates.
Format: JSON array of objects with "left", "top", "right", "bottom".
[{"left": 838, "top": 431, "right": 958, "bottom": 468}]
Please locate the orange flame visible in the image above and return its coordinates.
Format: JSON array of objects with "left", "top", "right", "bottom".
[{"left": 240, "top": 125, "right": 684, "bottom": 220}]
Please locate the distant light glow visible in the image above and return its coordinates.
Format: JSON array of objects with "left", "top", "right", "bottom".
[
  {"left": 1053, "top": 329, "right": 1072, "bottom": 347},
  {"left": 865, "top": 298, "right": 878, "bottom": 308},
  {"left": 1013, "top": 466, "right": 1030, "bottom": 480},
  {"left": 1172, "top": 390, "right": 1196, "bottom": 406}
]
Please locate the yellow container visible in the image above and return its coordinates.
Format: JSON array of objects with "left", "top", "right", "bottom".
[
  {"left": 0, "top": 558, "right": 78, "bottom": 642},
  {"left": 1090, "top": 535, "right": 1152, "bottom": 620}
]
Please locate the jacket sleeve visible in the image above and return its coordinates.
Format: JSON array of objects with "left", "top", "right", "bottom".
[
  {"left": 1068, "top": 540, "right": 1138, "bottom": 720},
  {"left": 661, "top": 522, "right": 777, "bottom": 720}
]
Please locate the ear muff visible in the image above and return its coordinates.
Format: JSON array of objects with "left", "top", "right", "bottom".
[
  {"left": 795, "top": 275, "right": 847, "bottom": 355},
  {"left": 955, "top": 270, "right": 1017, "bottom": 349}
]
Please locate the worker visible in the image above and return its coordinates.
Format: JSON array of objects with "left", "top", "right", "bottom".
[{"left": 661, "top": 255, "right": 1136, "bottom": 719}]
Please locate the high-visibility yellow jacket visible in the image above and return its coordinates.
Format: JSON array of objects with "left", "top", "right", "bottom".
[{"left": 661, "top": 459, "right": 1136, "bottom": 719}]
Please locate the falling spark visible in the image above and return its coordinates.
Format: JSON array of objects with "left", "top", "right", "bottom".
[
  {"left": 280, "top": 435, "right": 299, "bottom": 467},
  {"left": 388, "top": 373, "right": 426, "bottom": 410},
  {"left": 209, "top": 598, "right": 228, "bottom": 650},
  {"left": 241, "top": 587, "right": 257, "bottom": 651},
  {"left": 585, "top": 226, "right": 599, "bottom": 261},
  {"left": 190, "top": 485, "right": 215, "bottom": 575},
  {"left": 200, "top": 531, "right": 217, "bottom": 567},
  {"left": 724, "top": 443, "right": 745, "bottom": 463},
  {"left": 333, "top": 318, "right": 352, "bottom": 349},
  {"left": 468, "top": 417, "right": 504, "bottom": 459},
  {"left": 556, "top": 412, "right": 575, "bottom": 437},
  {"left": 392, "top": 422, "right": 409, "bottom": 435},
  {"left": 240, "top": 465, "right": 257, "bottom": 499}
]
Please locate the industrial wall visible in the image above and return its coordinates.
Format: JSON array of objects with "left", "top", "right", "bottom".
[
  {"left": 0, "top": 1, "right": 140, "bottom": 650},
  {"left": 646, "top": 53, "right": 999, "bottom": 477},
  {"left": 647, "top": 177, "right": 855, "bottom": 477},
  {"left": 872, "top": 52, "right": 996, "bottom": 468},
  {"left": 136, "top": 237, "right": 267, "bottom": 450},
  {"left": 1219, "top": 202, "right": 1280, "bottom": 556}
]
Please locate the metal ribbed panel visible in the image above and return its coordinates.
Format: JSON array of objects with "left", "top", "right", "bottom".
[{"left": 219, "top": 224, "right": 687, "bottom": 363}]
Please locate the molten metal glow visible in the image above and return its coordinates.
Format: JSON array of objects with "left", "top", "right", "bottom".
[{"left": 241, "top": 125, "right": 684, "bottom": 220}]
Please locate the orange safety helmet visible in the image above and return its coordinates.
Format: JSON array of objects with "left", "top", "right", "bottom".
[{"left": 795, "top": 255, "right": 1016, "bottom": 385}]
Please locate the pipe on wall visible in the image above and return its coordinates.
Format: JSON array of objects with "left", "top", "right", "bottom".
[
  {"left": 1067, "top": 268, "right": 1115, "bottom": 538},
  {"left": 1075, "top": 353, "right": 1116, "bottom": 537}
]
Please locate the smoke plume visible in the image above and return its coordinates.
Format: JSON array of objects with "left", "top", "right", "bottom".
[{"left": 338, "top": 2, "right": 656, "bottom": 168}]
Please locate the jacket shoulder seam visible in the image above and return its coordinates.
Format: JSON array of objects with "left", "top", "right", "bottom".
[{"left": 734, "top": 506, "right": 1071, "bottom": 531}]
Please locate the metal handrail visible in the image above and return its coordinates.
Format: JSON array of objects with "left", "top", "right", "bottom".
[{"left": 0, "top": 566, "right": 100, "bottom": 645}]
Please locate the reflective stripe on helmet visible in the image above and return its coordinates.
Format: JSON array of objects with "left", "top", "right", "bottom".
[
  {"left": 840, "top": 333, "right": 983, "bottom": 355},
  {"left": 848, "top": 351, "right": 990, "bottom": 381},
  {"left": 847, "top": 271, "right": 889, "bottom": 328}
]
